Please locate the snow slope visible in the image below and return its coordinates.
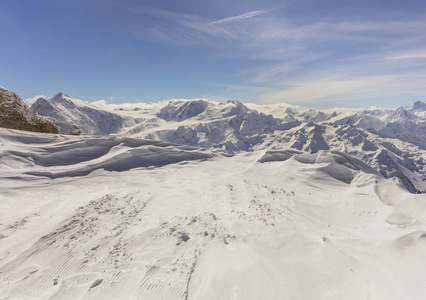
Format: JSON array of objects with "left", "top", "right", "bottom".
[{"left": 1, "top": 127, "right": 426, "bottom": 299}]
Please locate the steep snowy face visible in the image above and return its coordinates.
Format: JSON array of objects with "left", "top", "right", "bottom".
[
  {"left": 0, "top": 87, "right": 58, "bottom": 133},
  {"left": 156, "top": 99, "right": 249, "bottom": 122},
  {"left": 30, "top": 97, "right": 53, "bottom": 113},
  {"left": 378, "top": 121, "right": 426, "bottom": 147},
  {"left": 157, "top": 99, "right": 212, "bottom": 121},
  {"left": 331, "top": 113, "right": 385, "bottom": 132},
  {"left": 289, "top": 123, "right": 330, "bottom": 153},
  {"left": 31, "top": 93, "right": 123, "bottom": 135}
]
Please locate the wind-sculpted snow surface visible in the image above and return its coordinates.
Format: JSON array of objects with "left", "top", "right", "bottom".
[
  {"left": 0, "top": 129, "right": 212, "bottom": 179},
  {"left": 259, "top": 149, "right": 380, "bottom": 184},
  {"left": 2, "top": 128, "right": 426, "bottom": 299},
  {"left": 26, "top": 94, "right": 426, "bottom": 192}
]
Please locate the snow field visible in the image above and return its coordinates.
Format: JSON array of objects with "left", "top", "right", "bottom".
[{"left": 1, "top": 128, "right": 426, "bottom": 299}]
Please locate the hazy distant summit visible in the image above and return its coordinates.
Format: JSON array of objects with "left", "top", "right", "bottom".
[{"left": 406, "top": 100, "right": 426, "bottom": 112}]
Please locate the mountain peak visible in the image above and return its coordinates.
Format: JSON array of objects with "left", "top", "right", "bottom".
[
  {"left": 31, "top": 97, "right": 51, "bottom": 109},
  {"left": 386, "top": 106, "right": 417, "bottom": 123},
  {"left": 406, "top": 100, "right": 426, "bottom": 111},
  {"left": 227, "top": 99, "right": 242, "bottom": 105},
  {"left": 51, "top": 92, "right": 71, "bottom": 101},
  {"left": 50, "top": 92, "right": 78, "bottom": 109}
]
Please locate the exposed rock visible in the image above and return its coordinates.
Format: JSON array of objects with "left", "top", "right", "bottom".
[{"left": 0, "top": 87, "right": 58, "bottom": 134}]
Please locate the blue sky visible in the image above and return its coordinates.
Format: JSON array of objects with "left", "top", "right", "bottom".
[{"left": 1, "top": 0, "right": 426, "bottom": 108}]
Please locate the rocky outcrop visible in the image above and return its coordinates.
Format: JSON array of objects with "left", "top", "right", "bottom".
[{"left": 0, "top": 87, "right": 58, "bottom": 134}]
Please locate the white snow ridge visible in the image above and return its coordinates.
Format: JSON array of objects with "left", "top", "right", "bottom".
[{"left": 2, "top": 91, "right": 426, "bottom": 299}]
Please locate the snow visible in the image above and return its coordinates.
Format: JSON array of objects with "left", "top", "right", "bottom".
[
  {"left": 385, "top": 107, "right": 418, "bottom": 123},
  {"left": 406, "top": 100, "right": 426, "bottom": 112},
  {"left": 26, "top": 94, "right": 426, "bottom": 193},
  {"left": 3, "top": 87, "right": 426, "bottom": 298},
  {"left": 1, "top": 127, "right": 426, "bottom": 299},
  {"left": 157, "top": 99, "right": 212, "bottom": 122}
]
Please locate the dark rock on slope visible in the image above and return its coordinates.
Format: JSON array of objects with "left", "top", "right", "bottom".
[{"left": 0, "top": 87, "right": 58, "bottom": 134}]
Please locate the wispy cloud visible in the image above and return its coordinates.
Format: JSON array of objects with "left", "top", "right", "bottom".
[
  {"left": 337, "top": 21, "right": 426, "bottom": 32},
  {"left": 109, "top": 2, "right": 241, "bottom": 46},
  {"left": 262, "top": 77, "right": 385, "bottom": 104},
  {"left": 260, "top": 74, "right": 426, "bottom": 106},
  {"left": 205, "top": 7, "right": 284, "bottom": 26},
  {"left": 99, "top": 0, "right": 426, "bottom": 106},
  {"left": 387, "top": 52, "right": 426, "bottom": 60}
]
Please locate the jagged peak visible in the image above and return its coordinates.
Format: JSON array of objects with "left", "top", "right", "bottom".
[
  {"left": 225, "top": 99, "right": 249, "bottom": 113},
  {"left": 226, "top": 99, "right": 243, "bottom": 105}
]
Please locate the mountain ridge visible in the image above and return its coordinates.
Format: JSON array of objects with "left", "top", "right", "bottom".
[{"left": 26, "top": 92, "right": 426, "bottom": 193}]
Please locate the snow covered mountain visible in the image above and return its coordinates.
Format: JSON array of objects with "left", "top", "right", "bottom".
[
  {"left": 0, "top": 86, "right": 421, "bottom": 194},
  {"left": 0, "top": 87, "right": 58, "bottom": 133},
  {"left": 3, "top": 86, "right": 426, "bottom": 298},
  {"left": 1, "top": 127, "right": 426, "bottom": 299},
  {"left": 407, "top": 100, "right": 426, "bottom": 112},
  {"left": 31, "top": 93, "right": 123, "bottom": 135},
  {"left": 28, "top": 93, "right": 426, "bottom": 193},
  {"left": 2, "top": 91, "right": 426, "bottom": 298}
]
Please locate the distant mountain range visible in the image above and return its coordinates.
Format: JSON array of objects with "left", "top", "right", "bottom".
[
  {"left": 1, "top": 87, "right": 425, "bottom": 194},
  {"left": 27, "top": 91, "right": 426, "bottom": 194}
]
